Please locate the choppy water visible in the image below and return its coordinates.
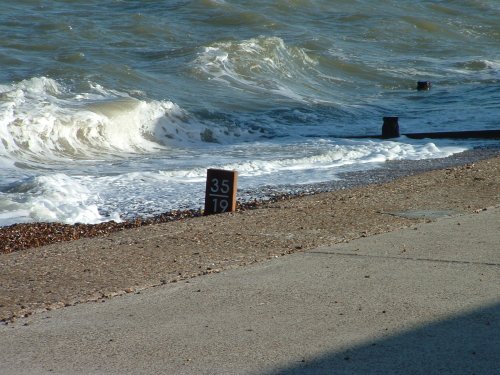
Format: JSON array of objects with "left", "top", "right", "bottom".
[{"left": 1, "top": 0, "right": 499, "bottom": 226}]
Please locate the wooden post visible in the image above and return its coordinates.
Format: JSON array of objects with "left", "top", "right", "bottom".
[
  {"left": 382, "top": 116, "right": 400, "bottom": 139},
  {"left": 204, "top": 169, "right": 238, "bottom": 215},
  {"left": 417, "top": 81, "right": 431, "bottom": 91}
]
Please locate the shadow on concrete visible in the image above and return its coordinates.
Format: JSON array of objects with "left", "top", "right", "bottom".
[{"left": 266, "top": 302, "right": 500, "bottom": 375}]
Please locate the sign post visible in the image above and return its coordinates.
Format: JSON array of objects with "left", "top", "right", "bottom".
[{"left": 204, "top": 169, "right": 238, "bottom": 215}]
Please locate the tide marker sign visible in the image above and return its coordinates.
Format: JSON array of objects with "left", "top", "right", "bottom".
[{"left": 204, "top": 169, "right": 238, "bottom": 215}]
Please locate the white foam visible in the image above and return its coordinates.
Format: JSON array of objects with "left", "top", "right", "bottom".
[
  {"left": 0, "top": 77, "right": 278, "bottom": 169},
  {"left": 0, "top": 137, "right": 468, "bottom": 225},
  {"left": 0, "top": 173, "right": 121, "bottom": 225},
  {"left": 153, "top": 139, "right": 465, "bottom": 181},
  {"left": 0, "top": 77, "right": 216, "bottom": 165},
  {"left": 192, "top": 36, "right": 324, "bottom": 103}
]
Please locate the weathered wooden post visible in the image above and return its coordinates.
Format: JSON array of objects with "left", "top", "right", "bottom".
[
  {"left": 204, "top": 169, "right": 238, "bottom": 215},
  {"left": 417, "top": 81, "right": 431, "bottom": 91},
  {"left": 381, "top": 116, "right": 400, "bottom": 139}
]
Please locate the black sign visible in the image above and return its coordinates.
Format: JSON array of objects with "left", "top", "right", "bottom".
[{"left": 204, "top": 169, "right": 238, "bottom": 215}]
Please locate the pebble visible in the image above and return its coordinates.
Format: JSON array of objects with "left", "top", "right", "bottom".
[
  {"left": 0, "top": 198, "right": 283, "bottom": 254},
  {"left": 0, "top": 209, "right": 204, "bottom": 254},
  {"left": 3, "top": 150, "right": 497, "bottom": 255}
]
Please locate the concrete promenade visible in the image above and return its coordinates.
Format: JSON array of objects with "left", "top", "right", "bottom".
[{"left": 1, "top": 207, "right": 499, "bottom": 374}]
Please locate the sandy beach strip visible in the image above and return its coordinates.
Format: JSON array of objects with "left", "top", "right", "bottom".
[{"left": 1, "top": 153, "right": 499, "bottom": 323}]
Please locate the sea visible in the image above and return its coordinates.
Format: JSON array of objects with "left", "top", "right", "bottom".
[{"left": 1, "top": 0, "right": 499, "bottom": 226}]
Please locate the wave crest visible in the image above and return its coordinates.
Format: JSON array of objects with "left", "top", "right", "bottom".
[
  {"left": 192, "top": 36, "right": 324, "bottom": 102},
  {"left": 0, "top": 77, "right": 209, "bottom": 164}
]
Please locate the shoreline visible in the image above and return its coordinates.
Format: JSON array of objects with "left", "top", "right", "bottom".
[
  {"left": 2, "top": 146, "right": 499, "bottom": 254},
  {"left": 247, "top": 146, "right": 500, "bottom": 197},
  {"left": 1, "top": 153, "right": 499, "bottom": 323}
]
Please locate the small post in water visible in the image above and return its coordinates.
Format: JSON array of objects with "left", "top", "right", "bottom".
[
  {"left": 382, "top": 116, "right": 400, "bottom": 139},
  {"left": 417, "top": 81, "right": 431, "bottom": 91},
  {"left": 204, "top": 169, "right": 238, "bottom": 215}
]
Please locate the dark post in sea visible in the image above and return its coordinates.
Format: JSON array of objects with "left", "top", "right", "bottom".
[
  {"left": 381, "top": 116, "right": 400, "bottom": 139},
  {"left": 417, "top": 81, "right": 431, "bottom": 91}
]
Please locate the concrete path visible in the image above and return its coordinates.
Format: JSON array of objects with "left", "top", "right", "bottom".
[{"left": 1, "top": 207, "right": 499, "bottom": 375}]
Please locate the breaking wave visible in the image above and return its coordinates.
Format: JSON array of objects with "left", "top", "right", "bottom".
[
  {"left": 0, "top": 77, "right": 246, "bottom": 167},
  {"left": 192, "top": 36, "right": 333, "bottom": 103}
]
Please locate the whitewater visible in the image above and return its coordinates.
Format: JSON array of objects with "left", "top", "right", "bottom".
[{"left": 0, "top": 1, "right": 499, "bottom": 226}]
